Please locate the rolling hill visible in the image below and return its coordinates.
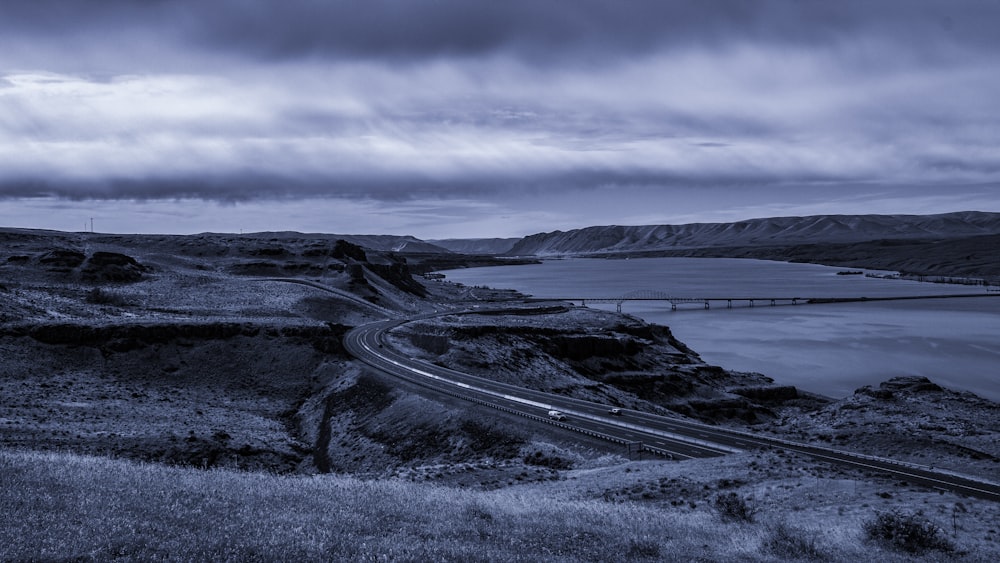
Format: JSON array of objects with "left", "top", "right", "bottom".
[{"left": 505, "top": 212, "right": 1000, "bottom": 256}]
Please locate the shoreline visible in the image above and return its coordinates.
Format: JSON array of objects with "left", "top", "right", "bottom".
[{"left": 436, "top": 257, "right": 1000, "bottom": 403}]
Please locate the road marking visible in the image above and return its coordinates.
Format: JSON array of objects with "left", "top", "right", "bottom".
[{"left": 502, "top": 395, "right": 551, "bottom": 410}]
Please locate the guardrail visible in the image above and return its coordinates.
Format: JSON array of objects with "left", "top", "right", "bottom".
[
  {"left": 368, "top": 352, "right": 672, "bottom": 458},
  {"left": 554, "top": 406, "right": 740, "bottom": 455},
  {"left": 362, "top": 331, "right": 730, "bottom": 458},
  {"left": 347, "top": 309, "right": 1000, "bottom": 500},
  {"left": 653, "top": 410, "right": 1000, "bottom": 494},
  {"left": 441, "top": 367, "right": 1000, "bottom": 496},
  {"left": 471, "top": 398, "right": 676, "bottom": 460}
]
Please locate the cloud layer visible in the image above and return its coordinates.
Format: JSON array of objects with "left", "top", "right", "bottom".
[{"left": 1, "top": 1, "right": 998, "bottom": 234}]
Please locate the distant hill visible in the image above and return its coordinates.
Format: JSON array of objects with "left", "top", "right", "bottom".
[
  {"left": 203, "top": 231, "right": 453, "bottom": 254},
  {"left": 506, "top": 212, "right": 1000, "bottom": 256},
  {"left": 329, "top": 234, "right": 452, "bottom": 254},
  {"left": 428, "top": 238, "right": 520, "bottom": 255},
  {"left": 0, "top": 228, "right": 454, "bottom": 255}
]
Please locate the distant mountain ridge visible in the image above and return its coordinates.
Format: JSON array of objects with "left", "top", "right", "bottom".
[
  {"left": 428, "top": 238, "right": 520, "bottom": 255},
  {"left": 505, "top": 211, "right": 1000, "bottom": 256},
  {"left": 201, "top": 232, "right": 453, "bottom": 254}
]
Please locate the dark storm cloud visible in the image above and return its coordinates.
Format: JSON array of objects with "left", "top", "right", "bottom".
[
  {"left": 0, "top": 161, "right": 861, "bottom": 204},
  {"left": 3, "top": 0, "right": 1000, "bottom": 65},
  {"left": 1, "top": 0, "right": 999, "bottom": 228}
]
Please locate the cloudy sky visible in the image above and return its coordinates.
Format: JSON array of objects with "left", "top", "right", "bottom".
[{"left": 2, "top": 0, "right": 999, "bottom": 238}]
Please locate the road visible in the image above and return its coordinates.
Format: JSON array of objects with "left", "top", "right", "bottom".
[
  {"left": 343, "top": 306, "right": 1000, "bottom": 502},
  {"left": 344, "top": 316, "right": 731, "bottom": 460}
]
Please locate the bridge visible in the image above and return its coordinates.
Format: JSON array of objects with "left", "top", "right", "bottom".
[
  {"left": 544, "top": 289, "right": 1000, "bottom": 313},
  {"left": 556, "top": 289, "right": 806, "bottom": 312}
]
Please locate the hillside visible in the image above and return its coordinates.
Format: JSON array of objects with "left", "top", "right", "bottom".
[
  {"left": 505, "top": 211, "right": 1000, "bottom": 256},
  {"left": 2, "top": 227, "right": 998, "bottom": 560},
  {"left": 0, "top": 227, "right": 452, "bottom": 255},
  {"left": 429, "top": 237, "right": 521, "bottom": 255},
  {"left": 0, "top": 228, "right": 805, "bottom": 476},
  {"left": 640, "top": 233, "right": 1000, "bottom": 282}
]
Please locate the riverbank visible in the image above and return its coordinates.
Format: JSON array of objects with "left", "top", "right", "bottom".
[
  {"left": 438, "top": 257, "right": 1000, "bottom": 402},
  {"left": 564, "top": 233, "right": 1000, "bottom": 286}
]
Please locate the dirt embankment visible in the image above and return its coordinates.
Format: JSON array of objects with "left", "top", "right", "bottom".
[
  {"left": 298, "top": 368, "right": 545, "bottom": 479},
  {"left": 0, "top": 320, "right": 579, "bottom": 481},
  {"left": 0, "top": 322, "right": 348, "bottom": 473}
]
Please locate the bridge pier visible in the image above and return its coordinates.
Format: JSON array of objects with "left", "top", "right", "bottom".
[
  {"left": 770, "top": 299, "right": 776, "bottom": 306},
  {"left": 749, "top": 299, "right": 754, "bottom": 307},
  {"left": 727, "top": 299, "right": 732, "bottom": 309},
  {"left": 704, "top": 300, "right": 710, "bottom": 309}
]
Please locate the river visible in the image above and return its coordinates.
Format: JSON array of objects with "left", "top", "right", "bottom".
[{"left": 439, "top": 257, "right": 1000, "bottom": 401}]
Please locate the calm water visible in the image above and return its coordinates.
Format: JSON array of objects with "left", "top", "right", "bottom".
[{"left": 441, "top": 258, "right": 1000, "bottom": 401}]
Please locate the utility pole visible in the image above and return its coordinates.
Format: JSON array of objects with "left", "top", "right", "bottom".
[{"left": 90, "top": 218, "right": 94, "bottom": 233}]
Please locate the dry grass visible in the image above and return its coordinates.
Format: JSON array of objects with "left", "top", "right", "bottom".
[
  {"left": 3, "top": 450, "right": 998, "bottom": 562},
  {"left": 4, "top": 230, "right": 1000, "bottom": 561}
]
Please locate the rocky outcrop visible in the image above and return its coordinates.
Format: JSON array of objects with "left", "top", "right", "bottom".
[
  {"left": 248, "top": 246, "right": 288, "bottom": 257},
  {"left": 38, "top": 249, "right": 86, "bottom": 272},
  {"left": 1, "top": 320, "right": 354, "bottom": 474},
  {"left": 5, "top": 322, "right": 347, "bottom": 355},
  {"left": 364, "top": 255, "right": 427, "bottom": 297},
  {"left": 81, "top": 251, "right": 148, "bottom": 282},
  {"left": 302, "top": 370, "right": 527, "bottom": 474},
  {"left": 731, "top": 386, "right": 800, "bottom": 402},
  {"left": 672, "top": 397, "right": 776, "bottom": 424},
  {"left": 22, "top": 249, "right": 148, "bottom": 282},
  {"left": 856, "top": 376, "right": 945, "bottom": 400},
  {"left": 332, "top": 239, "right": 368, "bottom": 262},
  {"left": 408, "top": 332, "right": 451, "bottom": 355},
  {"left": 328, "top": 239, "right": 427, "bottom": 297},
  {"left": 545, "top": 334, "right": 642, "bottom": 361}
]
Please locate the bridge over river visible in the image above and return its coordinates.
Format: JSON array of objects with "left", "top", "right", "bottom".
[{"left": 537, "top": 289, "right": 1000, "bottom": 312}]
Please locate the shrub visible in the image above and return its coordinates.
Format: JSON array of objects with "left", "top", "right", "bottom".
[
  {"left": 85, "top": 287, "right": 131, "bottom": 307},
  {"left": 765, "top": 522, "right": 825, "bottom": 560},
  {"left": 625, "top": 538, "right": 661, "bottom": 559},
  {"left": 713, "top": 492, "right": 757, "bottom": 523},
  {"left": 862, "top": 510, "right": 954, "bottom": 554}
]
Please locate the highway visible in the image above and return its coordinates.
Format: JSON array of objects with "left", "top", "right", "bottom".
[
  {"left": 344, "top": 316, "right": 731, "bottom": 459},
  {"left": 343, "top": 306, "right": 1000, "bottom": 502}
]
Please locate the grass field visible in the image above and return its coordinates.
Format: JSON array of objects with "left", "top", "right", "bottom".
[{"left": 3, "top": 449, "right": 994, "bottom": 562}]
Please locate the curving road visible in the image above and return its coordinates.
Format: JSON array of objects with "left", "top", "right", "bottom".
[
  {"left": 343, "top": 306, "right": 1000, "bottom": 502},
  {"left": 345, "top": 315, "right": 731, "bottom": 460}
]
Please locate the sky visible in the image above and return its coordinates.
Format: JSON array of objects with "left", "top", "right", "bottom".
[{"left": 1, "top": 0, "right": 999, "bottom": 239}]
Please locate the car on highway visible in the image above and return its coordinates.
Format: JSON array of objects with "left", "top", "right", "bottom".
[
  {"left": 547, "top": 410, "right": 567, "bottom": 421},
  {"left": 608, "top": 408, "right": 623, "bottom": 416}
]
